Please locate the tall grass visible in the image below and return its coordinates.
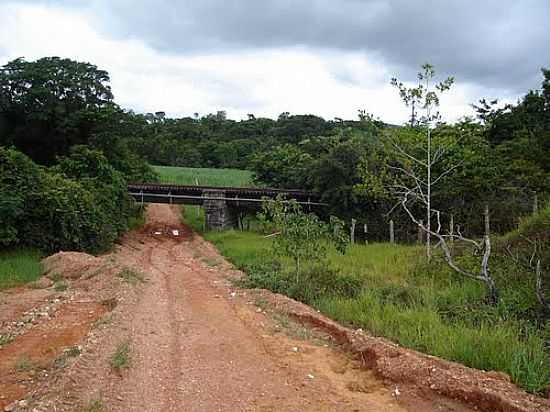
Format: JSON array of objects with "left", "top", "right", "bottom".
[
  {"left": 191, "top": 221, "right": 550, "bottom": 394},
  {"left": 0, "top": 248, "right": 43, "bottom": 289},
  {"left": 153, "top": 166, "right": 254, "bottom": 187}
]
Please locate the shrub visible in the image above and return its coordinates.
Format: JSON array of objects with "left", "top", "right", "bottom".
[{"left": 0, "top": 146, "right": 138, "bottom": 253}]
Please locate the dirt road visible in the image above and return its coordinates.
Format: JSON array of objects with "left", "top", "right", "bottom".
[
  {"left": 94, "top": 204, "right": 413, "bottom": 411},
  {"left": 1, "top": 204, "right": 480, "bottom": 411}
]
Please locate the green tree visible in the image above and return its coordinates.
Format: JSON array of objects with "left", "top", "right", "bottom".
[{"left": 259, "top": 196, "right": 347, "bottom": 278}]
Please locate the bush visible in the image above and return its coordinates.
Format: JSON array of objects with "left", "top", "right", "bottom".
[
  {"left": 0, "top": 146, "right": 137, "bottom": 253},
  {"left": 239, "top": 260, "right": 362, "bottom": 304}
]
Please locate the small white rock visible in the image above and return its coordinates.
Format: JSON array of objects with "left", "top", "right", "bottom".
[{"left": 307, "top": 374, "right": 314, "bottom": 379}]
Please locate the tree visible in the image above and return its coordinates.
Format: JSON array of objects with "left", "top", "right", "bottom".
[
  {"left": 259, "top": 196, "right": 347, "bottom": 278},
  {"left": 0, "top": 57, "right": 113, "bottom": 163},
  {"left": 390, "top": 63, "right": 454, "bottom": 260}
]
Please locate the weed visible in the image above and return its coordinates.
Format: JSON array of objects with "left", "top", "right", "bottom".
[
  {"left": 49, "top": 272, "right": 63, "bottom": 282},
  {"left": 0, "top": 333, "right": 14, "bottom": 346},
  {"left": 109, "top": 341, "right": 130, "bottom": 374},
  {"left": 54, "top": 280, "right": 68, "bottom": 292},
  {"left": 118, "top": 267, "right": 144, "bottom": 285},
  {"left": 15, "top": 357, "right": 36, "bottom": 372}
]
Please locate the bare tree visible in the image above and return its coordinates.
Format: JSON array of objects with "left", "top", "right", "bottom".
[
  {"left": 389, "top": 65, "right": 500, "bottom": 303},
  {"left": 398, "top": 190, "right": 499, "bottom": 304},
  {"left": 390, "top": 63, "right": 454, "bottom": 260},
  {"left": 505, "top": 237, "right": 550, "bottom": 313}
]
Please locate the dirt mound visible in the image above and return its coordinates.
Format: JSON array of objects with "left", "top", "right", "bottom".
[{"left": 42, "top": 252, "right": 104, "bottom": 280}]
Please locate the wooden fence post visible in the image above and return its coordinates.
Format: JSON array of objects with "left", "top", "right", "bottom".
[
  {"left": 389, "top": 220, "right": 395, "bottom": 244},
  {"left": 449, "top": 214, "right": 454, "bottom": 247},
  {"left": 364, "top": 223, "right": 368, "bottom": 245},
  {"left": 533, "top": 192, "right": 539, "bottom": 214},
  {"left": 417, "top": 220, "right": 423, "bottom": 244},
  {"left": 350, "top": 219, "right": 356, "bottom": 244}
]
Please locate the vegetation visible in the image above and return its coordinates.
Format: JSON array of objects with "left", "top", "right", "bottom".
[
  {"left": 195, "top": 216, "right": 549, "bottom": 394},
  {"left": 0, "top": 249, "right": 42, "bottom": 290},
  {"left": 109, "top": 341, "right": 130, "bottom": 374},
  {"left": 118, "top": 267, "right": 145, "bottom": 285},
  {"left": 154, "top": 166, "right": 253, "bottom": 187}
]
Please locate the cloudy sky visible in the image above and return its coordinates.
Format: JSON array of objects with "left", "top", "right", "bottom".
[{"left": 0, "top": 0, "right": 548, "bottom": 123}]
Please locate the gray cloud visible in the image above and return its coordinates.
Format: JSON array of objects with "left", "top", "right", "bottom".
[{"left": 10, "top": 0, "right": 550, "bottom": 94}]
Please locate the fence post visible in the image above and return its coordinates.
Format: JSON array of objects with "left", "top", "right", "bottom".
[
  {"left": 350, "top": 219, "right": 356, "bottom": 244},
  {"left": 389, "top": 219, "right": 395, "bottom": 244},
  {"left": 364, "top": 223, "right": 368, "bottom": 245},
  {"left": 418, "top": 220, "right": 423, "bottom": 244},
  {"left": 449, "top": 214, "right": 454, "bottom": 247},
  {"left": 533, "top": 192, "right": 539, "bottom": 214}
]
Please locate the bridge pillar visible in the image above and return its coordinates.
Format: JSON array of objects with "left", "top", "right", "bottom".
[{"left": 202, "top": 190, "right": 237, "bottom": 230}]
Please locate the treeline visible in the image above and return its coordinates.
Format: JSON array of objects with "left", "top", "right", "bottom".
[
  {"left": 0, "top": 57, "right": 156, "bottom": 252},
  {"left": 130, "top": 72, "right": 550, "bottom": 239}
]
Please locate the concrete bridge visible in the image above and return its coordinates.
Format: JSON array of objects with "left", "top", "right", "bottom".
[{"left": 127, "top": 183, "right": 324, "bottom": 230}]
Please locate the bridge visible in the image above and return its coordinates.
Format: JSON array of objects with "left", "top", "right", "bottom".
[{"left": 127, "top": 183, "right": 324, "bottom": 230}]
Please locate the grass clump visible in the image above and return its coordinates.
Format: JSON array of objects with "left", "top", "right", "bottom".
[
  {"left": 153, "top": 166, "right": 254, "bottom": 187},
  {"left": 109, "top": 341, "right": 130, "bottom": 374},
  {"left": 0, "top": 248, "right": 42, "bottom": 290},
  {"left": 118, "top": 267, "right": 144, "bottom": 285},
  {"left": 54, "top": 280, "right": 69, "bottom": 292},
  {"left": 15, "top": 357, "right": 36, "bottom": 372}
]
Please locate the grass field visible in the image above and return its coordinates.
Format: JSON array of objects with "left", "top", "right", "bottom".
[
  {"left": 153, "top": 166, "right": 254, "bottom": 187},
  {"left": 0, "top": 249, "right": 43, "bottom": 290},
  {"left": 183, "top": 213, "right": 550, "bottom": 394}
]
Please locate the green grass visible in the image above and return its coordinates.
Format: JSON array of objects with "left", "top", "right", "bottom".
[
  {"left": 192, "top": 222, "right": 550, "bottom": 394},
  {"left": 0, "top": 248, "right": 43, "bottom": 290},
  {"left": 153, "top": 166, "right": 254, "bottom": 187},
  {"left": 118, "top": 267, "right": 145, "bottom": 285},
  {"left": 109, "top": 341, "right": 130, "bottom": 374}
]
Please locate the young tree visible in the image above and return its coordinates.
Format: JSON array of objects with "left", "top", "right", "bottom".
[
  {"left": 390, "top": 63, "right": 454, "bottom": 260},
  {"left": 389, "top": 65, "right": 500, "bottom": 303},
  {"left": 259, "top": 196, "right": 347, "bottom": 279}
]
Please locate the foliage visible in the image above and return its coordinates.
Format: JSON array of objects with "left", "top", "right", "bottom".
[
  {"left": 259, "top": 196, "right": 347, "bottom": 276},
  {"left": 202, "top": 225, "right": 550, "bottom": 394},
  {"left": 109, "top": 341, "right": 130, "bottom": 374},
  {"left": 0, "top": 146, "right": 137, "bottom": 253},
  {"left": 0, "top": 57, "right": 155, "bottom": 181},
  {"left": 251, "top": 144, "right": 314, "bottom": 188}
]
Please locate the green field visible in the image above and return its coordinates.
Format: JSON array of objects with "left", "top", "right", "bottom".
[
  {"left": 182, "top": 209, "right": 549, "bottom": 394},
  {"left": 153, "top": 166, "right": 254, "bottom": 187},
  {"left": 0, "top": 249, "right": 43, "bottom": 290}
]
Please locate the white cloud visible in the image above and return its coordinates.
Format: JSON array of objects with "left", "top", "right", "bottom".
[{"left": 0, "top": 2, "right": 523, "bottom": 124}]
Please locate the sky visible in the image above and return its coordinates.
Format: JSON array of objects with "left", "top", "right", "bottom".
[{"left": 0, "top": 0, "right": 548, "bottom": 124}]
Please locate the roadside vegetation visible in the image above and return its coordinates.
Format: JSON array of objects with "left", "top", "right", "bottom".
[
  {"left": 182, "top": 201, "right": 550, "bottom": 395},
  {"left": 0, "top": 57, "right": 155, "bottom": 265}
]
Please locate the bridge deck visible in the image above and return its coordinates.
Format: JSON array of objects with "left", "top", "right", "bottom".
[{"left": 127, "top": 183, "right": 324, "bottom": 208}]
